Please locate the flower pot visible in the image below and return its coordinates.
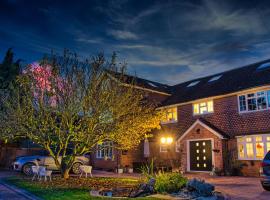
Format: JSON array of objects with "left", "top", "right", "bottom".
[{"left": 118, "top": 168, "right": 124, "bottom": 174}]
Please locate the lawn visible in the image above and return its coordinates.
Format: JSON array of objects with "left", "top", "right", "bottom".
[{"left": 5, "top": 176, "right": 158, "bottom": 200}]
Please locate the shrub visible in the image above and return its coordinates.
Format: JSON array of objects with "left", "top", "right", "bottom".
[{"left": 154, "top": 172, "right": 187, "bottom": 193}]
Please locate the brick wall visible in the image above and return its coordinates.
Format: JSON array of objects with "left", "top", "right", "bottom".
[
  {"left": 178, "top": 123, "right": 225, "bottom": 172},
  {"left": 173, "top": 95, "right": 270, "bottom": 138}
]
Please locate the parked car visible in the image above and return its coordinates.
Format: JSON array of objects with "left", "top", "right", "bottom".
[
  {"left": 12, "top": 154, "right": 90, "bottom": 176},
  {"left": 260, "top": 151, "right": 270, "bottom": 191}
]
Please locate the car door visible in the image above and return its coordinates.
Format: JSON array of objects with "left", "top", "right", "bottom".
[{"left": 44, "top": 156, "right": 58, "bottom": 170}]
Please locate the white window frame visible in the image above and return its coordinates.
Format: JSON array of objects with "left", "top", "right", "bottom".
[
  {"left": 237, "top": 134, "right": 270, "bottom": 160},
  {"left": 175, "top": 141, "right": 180, "bottom": 152},
  {"left": 238, "top": 90, "right": 270, "bottom": 113},
  {"left": 96, "top": 141, "right": 113, "bottom": 159},
  {"left": 161, "top": 107, "right": 178, "bottom": 124},
  {"left": 160, "top": 143, "right": 168, "bottom": 152},
  {"left": 193, "top": 100, "right": 214, "bottom": 115}
]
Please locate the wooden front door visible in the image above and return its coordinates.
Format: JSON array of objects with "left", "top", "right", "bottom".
[{"left": 189, "top": 140, "right": 212, "bottom": 171}]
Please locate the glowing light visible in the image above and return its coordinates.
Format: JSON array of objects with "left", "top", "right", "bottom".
[
  {"left": 166, "top": 137, "right": 173, "bottom": 144},
  {"left": 160, "top": 137, "right": 173, "bottom": 144},
  {"left": 161, "top": 137, "right": 166, "bottom": 144}
]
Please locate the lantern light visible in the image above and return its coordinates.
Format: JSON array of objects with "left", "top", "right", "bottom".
[
  {"left": 166, "top": 137, "right": 173, "bottom": 144},
  {"left": 161, "top": 137, "right": 166, "bottom": 144}
]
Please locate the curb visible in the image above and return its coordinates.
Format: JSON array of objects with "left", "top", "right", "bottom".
[{"left": 0, "top": 181, "right": 42, "bottom": 200}]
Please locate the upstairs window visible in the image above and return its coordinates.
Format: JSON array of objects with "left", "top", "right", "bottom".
[
  {"left": 193, "top": 100, "right": 214, "bottom": 115},
  {"left": 238, "top": 90, "right": 270, "bottom": 113},
  {"left": 96, "top": 141, "right": 113, "bottom": 159},
  {"left": 162, "top": 107, "right": 178, "bottom": 123}
]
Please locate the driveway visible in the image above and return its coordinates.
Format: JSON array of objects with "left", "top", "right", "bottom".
[
  {"left": 0, "top": 170, "right": 38, "bottom": 200},
  {"left": 186, "top": 173, "right": 270, "bottom": 200}
]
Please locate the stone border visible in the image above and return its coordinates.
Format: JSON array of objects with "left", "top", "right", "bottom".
[{"left": 0, "top": 180, "right": 42, "bottom": 200}]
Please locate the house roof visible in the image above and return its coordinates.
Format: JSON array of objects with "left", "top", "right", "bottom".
[
  {"left": 107, "top": 70, "right": 172, "bottom": 95},
  {"left": 162, "top": 59, "right": 270, "bottom": 106},
  {"left": 177, "top": 119, "right": 229, "bottom": 141}
]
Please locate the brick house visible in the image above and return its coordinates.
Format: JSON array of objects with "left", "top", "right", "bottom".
[{"left": 92, "top": 59, "right": 270, "bottom": 176}]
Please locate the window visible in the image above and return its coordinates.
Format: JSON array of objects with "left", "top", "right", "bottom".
[
  {"left": 237, "top": 134, "right": 270, "bottom": 160},
  {"left": 238, "top": 90, "right": 270, "bottom": 113},
  {"left": 175, "top": 141, "right": 180, "bottom": 152},
  {"left": 162, "top": 107, "right": 178, "bottom": 123},
  {"left": 96, "top": 141, "right": 113, "bottom": 159},
  {"left": 160, "top": 144, "right": 168, "bottom": 152},
  {"left": 187, "top": 81, "right": 200, "bottom": 87},
  {"left": 256, "top": 62, "right": 270, "bottom": 71},
  {"left": 208, "top": 75, "right": 222, "bottom": 82},
  {"left": 193, "top": 100, "right": 214, "bottom": 115}
]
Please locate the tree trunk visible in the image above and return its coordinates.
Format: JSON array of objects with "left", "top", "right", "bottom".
[
  {"left": 62, "top": 168, "right": 71, "bottom": 179},
  {"left": 60, "top": 155, "right": 75, "bottom": 180}
]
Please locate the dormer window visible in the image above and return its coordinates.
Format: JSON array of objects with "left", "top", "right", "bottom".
[
  {"left": 238, "top": 90, "right": 270, "bottom": 113},
  {"left": 193, "top": 100, "right": 214, "bottom": 115},
  {"left": 162, "top": 107, "right": 178, "bottom": 123}
]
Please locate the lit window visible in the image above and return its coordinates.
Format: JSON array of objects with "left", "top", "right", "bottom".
[
  {"left": 96, "top": 141, "right": 113, "bottom": 159},
  {"left": 267, "top": 137, "right": 270, "bottom": 152},
  {"left": 193, "top": 100, "right": 214, "bottom": 115},
  {"left": 238, "top": 90, "right": 270, "bottom": 113},
  {"left": 237, "top": 134, "right": 270, "bottom": 160},
  {"left": 162, "top": 107, "right": 178, "bottom": 123},
  {"left": 246, "top": 143, "right": 254, "bottom": 158},
  {"left": 238, "top": 144, "right": 244, "bottom": 158},
  {"left": 256, "top": 142, "right": 264, "bottom": 159}
]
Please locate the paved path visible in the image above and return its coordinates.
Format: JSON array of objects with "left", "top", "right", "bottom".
[{"left": 186, "top": 173, "right": 270, "bottom": 200}]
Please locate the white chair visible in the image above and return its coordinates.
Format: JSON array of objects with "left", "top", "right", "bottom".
[
  {"left": 38, "top": 166, "right": 52, "bottom": 181},
  {"left": 79, "top": 165, "right": 93, "bottom": 178},
  {"left": 31, "top": 166, "right": 40, "bottom": 181}
]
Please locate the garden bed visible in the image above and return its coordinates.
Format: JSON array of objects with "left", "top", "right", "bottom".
[{"left": 4, "top": 176, "right": 157, "bottom": 200}]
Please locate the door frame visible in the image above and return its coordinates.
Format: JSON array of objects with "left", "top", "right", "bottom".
[{"left": 186, "top": 138, "right": 214, "bottom": 172}]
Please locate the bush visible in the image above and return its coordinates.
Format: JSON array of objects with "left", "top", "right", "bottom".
[{"left": 154, "top": 172, "right": 187, "bottom": 193}]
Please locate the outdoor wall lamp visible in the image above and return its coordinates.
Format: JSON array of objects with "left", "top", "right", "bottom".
[{"left": 160, "top": 137, "right": 173, "bottom": 144}]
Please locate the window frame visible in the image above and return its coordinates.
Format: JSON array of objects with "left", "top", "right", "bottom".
[
  {"left": 160, "top": 143, "right": 168, "bottom": 152},
  {"left": 237, "top": 134, "right": 270, "bottom": 160},
  {"left": 96, "top": 141, "right": 114, "bottom": 159},
  {"left": 161, "top": 107, "right": 178, "bottom": 124},
  {"left": 238, "top": 90, "right": 270, "bottom": 113},
  {"left": 193, "top": 100, "right": 214, "bottom": 115}
]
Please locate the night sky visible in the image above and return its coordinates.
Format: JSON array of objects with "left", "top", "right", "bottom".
[{"left": 1, "top": 0, "right": 270, "bottom": 85}]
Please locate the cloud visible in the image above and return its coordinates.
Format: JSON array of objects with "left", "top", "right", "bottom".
[
  {"left": 186, "top": 0, "right": 268, "bottom": 35},
  {"left": 108, "top": 30, "right": 138, "bottom": 40}
]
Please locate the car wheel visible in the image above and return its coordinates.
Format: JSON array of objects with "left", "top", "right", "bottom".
[
  {"left": 72, "top": 162, "right": 82, "bottom": 174},
  {"left": 22, "top": 162, "right": 35, "bottom": 176},
  {"left": 262, "top": 184, "right": 270, "bottom": 191}
]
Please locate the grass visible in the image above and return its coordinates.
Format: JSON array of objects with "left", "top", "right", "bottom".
[{"left": 5, "top": 176, "right": 158, "bottom": 200}]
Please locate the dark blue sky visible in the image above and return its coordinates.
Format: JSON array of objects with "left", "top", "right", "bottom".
[{"left": 1, "top": 0, "right": 270, "bottom": 85}]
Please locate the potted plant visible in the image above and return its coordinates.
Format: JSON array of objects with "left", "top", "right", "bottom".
[
  {"left": 117, "top": 165, "right": 124, "bottom": 174},
  {"left": 127, "top": 165, "right": 133, "bottom": 173}
]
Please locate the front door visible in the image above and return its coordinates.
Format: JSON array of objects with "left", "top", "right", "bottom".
[{"left": 189, "top": 140, "right": 212, "bottom": 171}]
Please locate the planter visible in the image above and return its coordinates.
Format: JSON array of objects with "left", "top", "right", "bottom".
[
  {"left": 117, "top": 168, "right": 124, "bottom": 174},
  {"left": 128, "top": 168, "right": 133, "bottom": 173}
]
